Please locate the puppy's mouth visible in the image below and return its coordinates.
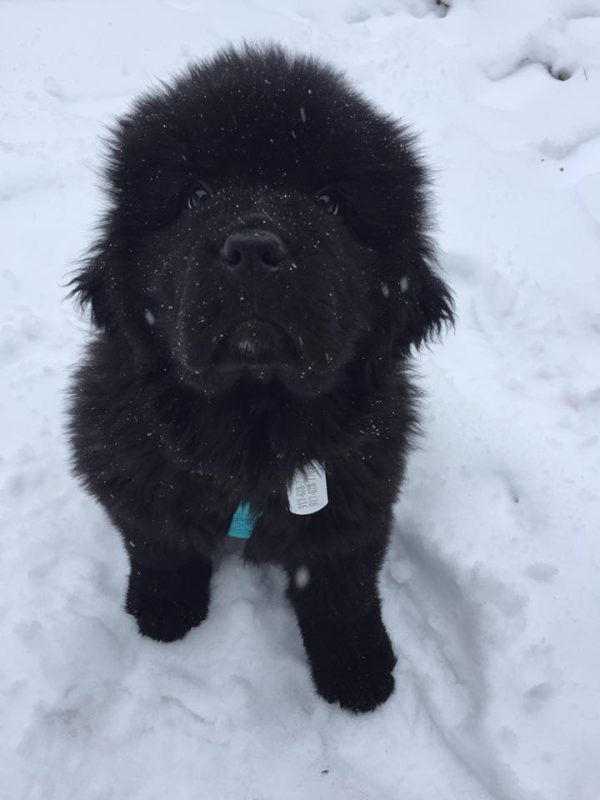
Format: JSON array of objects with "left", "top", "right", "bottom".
[{"left": 211, "top": 319, "right": 298, "bottom": 368}]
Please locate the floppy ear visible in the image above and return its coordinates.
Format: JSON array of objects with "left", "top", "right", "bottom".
[
  {"left": 395, "top": 247, "right": 454, "bottom": 355},
  {"left": 68, "top": 244, "right": 115, "bottom": 331},
  {"left": 362, "top": 247, "right": 454, "bottom": 388}
]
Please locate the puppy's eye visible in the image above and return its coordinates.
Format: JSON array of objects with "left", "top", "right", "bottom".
[
  {"left": 187, "top": 183, "right": 212, "bottom": 209},
  {"left": 316, "top": 189, "right": 341, "bottom": 216}
]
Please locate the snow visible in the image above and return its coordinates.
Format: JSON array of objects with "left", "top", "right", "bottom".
[{"left": 1, "top": 0, "right": 600, "bottom": 798}]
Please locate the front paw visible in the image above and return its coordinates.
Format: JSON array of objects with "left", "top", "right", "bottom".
[
  {"left": 126, "top": 562, "right": 210, "bottom": 642},
  {"left": 127, "top": 588, "right": 207, "bottom": 642},
  {"left": 301, "top": 610, "right": 397, "bottom": 713}
]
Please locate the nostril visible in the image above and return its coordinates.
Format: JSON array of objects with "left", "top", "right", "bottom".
[
  {"left": 260, "top": 235, "right": 287, "bottom": 268},
  {"left": 262, "top": 247, "right": 278, "bottom": 267},
  {"left": 225, "top": 248, "right": 242, "bottom": 266},
  {"left": 221, "top": 237, "right": 243, "bottom": 266}
]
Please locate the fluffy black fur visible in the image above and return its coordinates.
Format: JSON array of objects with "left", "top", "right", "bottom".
[{"left": 68, "top": 45, "right": 453, "bottom": 713}]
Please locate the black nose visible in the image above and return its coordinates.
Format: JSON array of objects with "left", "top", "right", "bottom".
[{"left": 221, "top": 230, "right": 288, "bottom": 273}]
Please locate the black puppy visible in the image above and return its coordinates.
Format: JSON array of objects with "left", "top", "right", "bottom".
[{"left": 69, "top": 45, "right": 453, "bottom": 713}]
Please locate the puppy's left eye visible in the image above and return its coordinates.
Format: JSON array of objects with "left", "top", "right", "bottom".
[
  {"left": 187, "top": 183, "right": 212, "bottom": 209},
  {"left": 316, "top": 189, "right": 341, "bottom": 216}
]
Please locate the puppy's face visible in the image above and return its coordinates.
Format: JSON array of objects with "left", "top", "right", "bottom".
[
  {"left": 74, "top": 48, "right": 453, "bottom": 396},
  {"left": 139, "top": 178, "right": 373, "bottom": 396}
]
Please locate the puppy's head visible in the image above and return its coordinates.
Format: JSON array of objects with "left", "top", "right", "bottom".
[{"left": 72, "top": 45, "right": 453, "bottom": 396}]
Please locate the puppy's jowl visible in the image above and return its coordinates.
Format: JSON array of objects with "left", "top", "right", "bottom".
[{"left": 69, "top": 46, "right": 453, "bottom": 712}]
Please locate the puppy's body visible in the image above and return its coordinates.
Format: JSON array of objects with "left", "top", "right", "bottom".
[{"left": 69, "top": 46, "right": 453, "bottom": 712}]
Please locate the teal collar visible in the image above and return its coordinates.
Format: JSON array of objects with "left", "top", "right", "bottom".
[{"left": 227, "top": 503, "right": 260, "bottom": 540}]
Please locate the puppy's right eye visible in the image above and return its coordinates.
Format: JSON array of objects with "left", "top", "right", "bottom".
[
  {"left": 315, "top": 188, "right": 341, "bottom": 216},
  {"left": 187, "top": 183, "right": 212, "bottom": 209}
]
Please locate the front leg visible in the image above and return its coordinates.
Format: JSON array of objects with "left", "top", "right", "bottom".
[
  {"left": 286, "top": 542, "right": 396, "bottom": 713},
  {"left": 126, "top": 553, "right": 212, "bottom": 642},
  {"left": 103, "top": 478, "right": 226, "bottom": 642}
]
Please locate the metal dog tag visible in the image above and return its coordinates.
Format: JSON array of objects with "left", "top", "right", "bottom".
[{"left": 288, "top": 461, "right": 328, "bottom": 515}]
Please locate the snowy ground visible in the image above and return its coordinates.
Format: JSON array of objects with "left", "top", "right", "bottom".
[{"left": 2, "top": 0, "right": 600, "bottom": 798}]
